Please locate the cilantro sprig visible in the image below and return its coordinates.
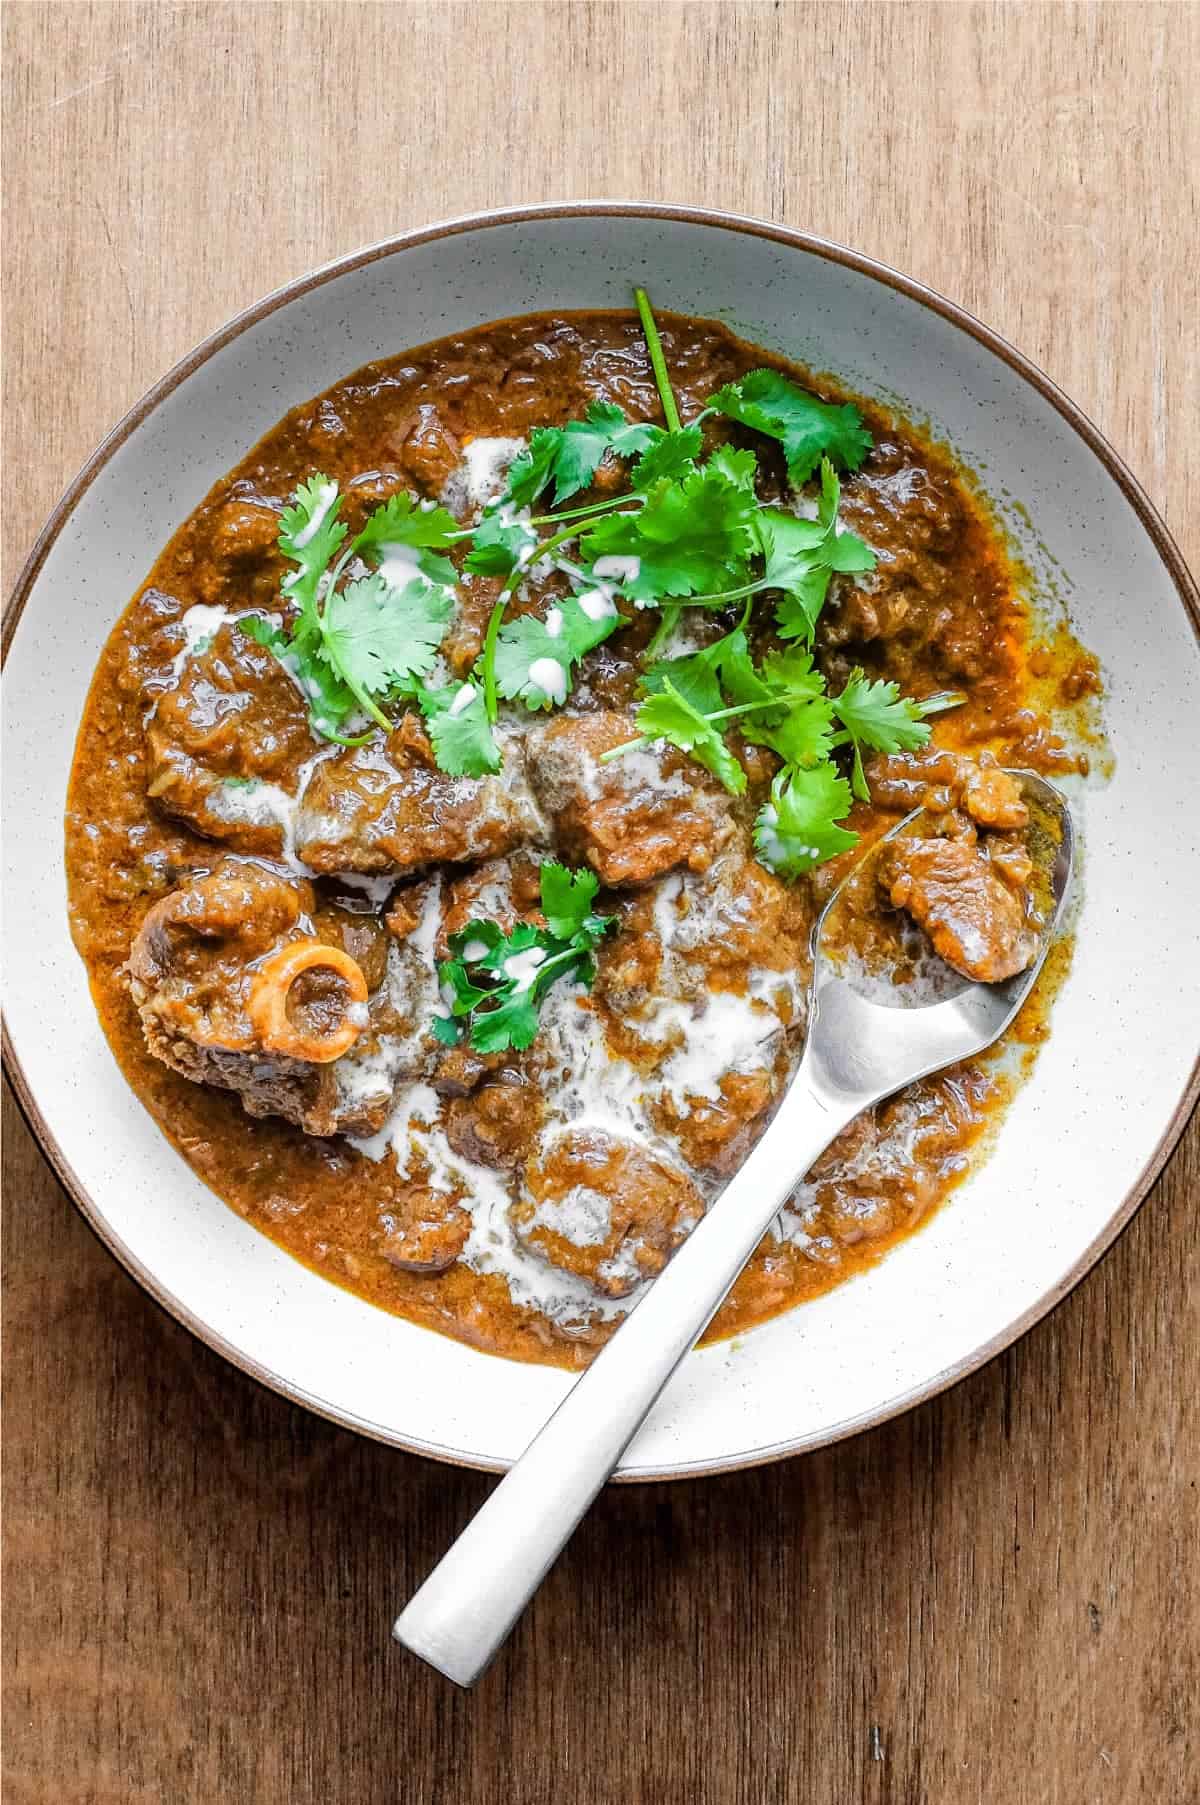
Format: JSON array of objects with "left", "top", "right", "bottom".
[
  {"left": 502, "top": 402, "right": 663, "bottom": 509},
  {"left": 705, "top": 367, "right": 874, "bottom": 485},
  {"left": 467, "top": 294, "right": 878, "bottom": 724},
  {"left": 242, "top": 477, "right": 460, "bottom": 744},
  {"left": 432, "top": 862, "right": 616, "bottom": 1053},
  {"left": 493, "top": 591, "right": 623, "bottom": 710},
  {"left": 608, "top": 623, "right": 959, "bottom": 877}
]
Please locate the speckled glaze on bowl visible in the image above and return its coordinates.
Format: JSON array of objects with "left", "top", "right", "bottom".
[{"left": 4, "top": 204, "right": 1198, "bottom": 1479}]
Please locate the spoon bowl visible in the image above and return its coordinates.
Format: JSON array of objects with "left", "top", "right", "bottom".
[
  {"left": 395, "top": 772, "right": 1075, "bottom": 1685},
  {"left": 805, "top": 769, "right": 1074, "bottom": 1110}
]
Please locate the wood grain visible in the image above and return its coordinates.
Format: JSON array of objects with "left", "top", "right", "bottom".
[{"left": 3, "top": 3, "right": 1197, "bottom": 1800}]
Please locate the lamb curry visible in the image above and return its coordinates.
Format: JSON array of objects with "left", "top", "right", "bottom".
[{"left": 65, "top": 301, "right": 1098, "bottom": 1368}]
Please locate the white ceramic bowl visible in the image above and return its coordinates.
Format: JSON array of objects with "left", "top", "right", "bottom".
[{"left": 5, "top": 204, "right": 1198, "bottom": 1478}]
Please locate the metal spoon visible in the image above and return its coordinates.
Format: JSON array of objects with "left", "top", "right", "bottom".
[{"left": 394, "top": 770, "right": 1074, "bottom": 1685}]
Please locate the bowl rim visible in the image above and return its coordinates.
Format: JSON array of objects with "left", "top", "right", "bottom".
[{"left": 4, "top": 199, "right": 1198, "bottom": 1481}]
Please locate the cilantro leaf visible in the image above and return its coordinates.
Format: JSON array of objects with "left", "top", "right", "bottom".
[
  {"left": 538, "top": 860, "right": 605, "bottom": 941},
  {"left": 724, "top": 641, "right": 835, "bottom": 767},
  {"left": 465, "top": 510, "right": 539, "bottom": 576},
  {"left": 708, "top": 368, "right": 873, "bottom": 485},
  {"left": 580, "top": 464, "right": 759, "bottom": 601},
  {"left": 320, "top": 574, "right": 452, "bottom": 704},
  {"left": 706, "top": 444, "right": 759, "bottom": 493},
  {"left": 501, "top": 428, "right": 564, "bottom": 509},
  {"left": 493, "top": 616, "right": 572, "bottom": 709},
  {"left": 445, "top": 918, "right": 506, "bottom": 969},
  {"left": 710, "top": 628, "right": 777, "bottom": 710},
  {"left": 830, "top": 668, "right": 961, "bottom": 799},
  {"left": 634, "top": 678, "right": 747, "bottom": 796},
  {"left": 746, "top": 698, "right": 836, "bottom": 769},
  {"left": 757, "top": 509, "right": 832, "bottom": 639},
  {"left": 250, "top": 478, "right": 465, "bottom": 740},
  {"left": 493, "top": 593, "right": 623, "bottom": 710},
  {"left": 643, "top": 627, "right": 773, "bottom": 717},
  {"left": 773, "top": 568, "right": 833, "bottom": 642},
  {"left": 352, "top": 491, "right": 460, "bottom": 555},
  {"left": 630, "top": 427, "right": 703, "bottom": 490},
  {"left": 493, "top": 407, "right": 663, "bottom": 513},
  {"left": 432, "top": 862, "right": 616, "bottom": 1052},
  {"left": 238, "top": 612, "right": 289, "bottom": 658},
  {"left": 467, "top": 918, "right": 543, "bottom": 977},
  {"left": 753, "top": 766, "right": 858, "bottom": 879},
  {"left": 825, "top": 527, "right": 875, "bottom": 575},
  {"left": 812, "top": 459, "right": 874, "bottom": 572},
  {"left": 278, "top": 475, "right": 347, "bottom": 650},
  {"left": 641, "top": 642, "right": 725, "bottom": 717},
  {"left": 551, "top": 402, "right": 661, "bottom": 503},
  {"left": 415, "top": 680, "right": 503, "bottom": 777},
  {"left": 831, "top": 669, "right": 946, "bottom": 755},
  {"left": 756, "top": 643, "right": 828, "bottom": 702},
  {"left": 430, "top": 1012, "right": 466, "bottom": 1047},
  {"left": 469, "top": 992, "right": 542, "bottom": 1054},
  {"left": 638, "top": 635, "right": 835, "bottom": 791}
]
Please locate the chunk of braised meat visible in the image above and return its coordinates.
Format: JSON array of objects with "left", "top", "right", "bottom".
[
  {"left": 596, "top": 855, "right": 810, "bottom": 1076},
  {"left": 295, "top": 716, "right": 546, "bottom": 876},
  {"left": 445, "top": 1081, "right": 544, "bottom": 1170},
  {"left": 671, "top": 850, "right": 812, "bottom": 1003},
  {"left": 961, "top": 764, "right": 1029, "bottom": 831},
  {"left": 526, "top": 712, "right": 733, "bottom": 887},
  {"left": 383, "top": 881, "right": 429, "bottom": 944},
  {"left": 653, "top": 1069, "right": 777, "bottom": 1178},
  {"left": 386, "top": 404, "right": 463, "bottom": 497},
  {"left": 877, "top": 835, "right": 1037, "bottom": 983},
  {"left": 440, "top": 573, "right": 505, "bottom": 676},
  {"left": 145, "top": 622, "right": 313, "bottom": 855},
  {"left": 512, "top": 1128, "right": 703, "bottom": 1298},
  {"left": 127, "top": 860, "right": 428, "bottom": 1136},
  {"left": 189, "top": 494, "right": 282, "bottom": 605},
  {"left": 792, "top": 1069, "right": 993, "bottom": 1246},
  {"left": 379, "top": 1185, "right": 471, "bottom": 1274},
  {"left": 428, "top": 1045, "right": 503, "bottom": 1098},
  {"left": 318, "top": 908, "right": 390, "bottom": 992},
  {"left": 128, "top": 859, "right": 304, "bottom": 1049}
]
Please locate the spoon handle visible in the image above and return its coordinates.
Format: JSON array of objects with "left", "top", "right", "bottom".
[{"left": 393, "top": 1071, "right": 858, "bottom": 1686}]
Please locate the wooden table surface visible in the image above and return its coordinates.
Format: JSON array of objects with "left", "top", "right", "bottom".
[{"left": 3, "top": 4, "right": 1197, "bottom": 1800}]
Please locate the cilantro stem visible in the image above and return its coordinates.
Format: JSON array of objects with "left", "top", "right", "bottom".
[
  {"left": 336, "top": 667, "right": 394, "bottom": 733},
  {"left": 599, "top": 668, "right": 810, "bottom": 765},
  {"left": 643, "top": 604, "right": 682, "bottom": 661},
  {"left": 666, "top": 579, "right": 767, "bottom": 609},
  {"left": 439, "top": 491, "right": 638, "bottom": 546},
  {"left": 526, "top": 944, "right": 583, "bottom": 995},
  {"left": 706, "top": 698, "right": 785, "bottom": 723},
  {"left": 635, "top": 289, "right": 682, "bottom": 434},
  {"left": 641, "top": 593, "right": 754, "bottom": 667},
  {"left": 529, "top": 495, "right": 640, "bottom": 529},
  {"left": 481, "top": 579, "right": 521, "bottom": 723},
  {"left": 293, "top": 525, "right": 396, "bottom": 733},
  {"left": 599, "top": 735, "right": 650, "bottom": 764},
  {"left": 312, "top": 718, "right": 374, "bottom": 748},
  {"left": 479, "top": 523, "right": 582, "bottom": 722}
]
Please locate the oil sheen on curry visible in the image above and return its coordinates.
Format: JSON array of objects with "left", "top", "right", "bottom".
[{"left": 65, "top": 304, "right": 1101, "bottom": 1369}]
